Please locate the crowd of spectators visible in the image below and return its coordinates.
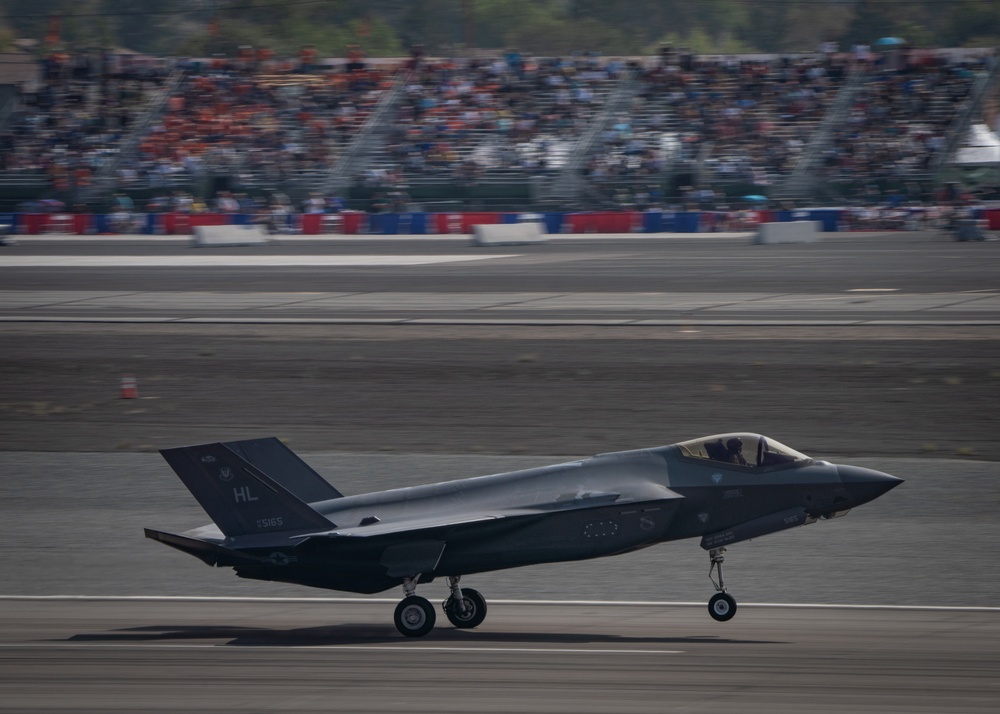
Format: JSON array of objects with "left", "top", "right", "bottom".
[
  {"left": 0, "top": 47, "right": 393, "bottom": 196},
  {"left": 124, "top": 49, "right": 392, "bottom": 188},
  {"left": 0, "top": 43, "right": 995, "bottom": 211},
  {"left": 634, "top": 46, "right": 988, "bottom": 192},
  {"left": 370, "top": 52, "right": 627, "bottom": 185},
  {"left": 633, "top": 48, "right": 851, "bottom": 185},
  {"left": 816, "top": 51, "right": 987, "bottom": 183},
  {"left": 0, "top": 50, "right": 172, "bottom": 196}
]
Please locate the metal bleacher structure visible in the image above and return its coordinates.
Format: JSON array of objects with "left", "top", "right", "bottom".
[
  {"left": 85, "top": 68, "right": 185, "bottom": 204},
  {"left": 2, "top": 50, "right": 997, "bottom": 212},
  {"left": 772, "top": 63, "right": 868, "bottom": 201},
  {"left": 930, "top": 55, "right": 1000, "bottom": 182}
]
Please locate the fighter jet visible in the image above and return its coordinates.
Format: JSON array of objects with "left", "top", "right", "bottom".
[{"left": 146, "top": 433, "right": 902, "bottom": 637}]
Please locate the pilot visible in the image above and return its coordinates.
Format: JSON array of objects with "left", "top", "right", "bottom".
[{"left": 725, "top": 437, "right": 749, "bottom": 466}]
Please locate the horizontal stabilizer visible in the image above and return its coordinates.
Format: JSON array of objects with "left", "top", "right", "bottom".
[
  {"left": 144, "top": 528, "right": 255, "bottom": 567},
  {"left": 160, "top": 443, "right": 335, "bottom": 538},
  {"left": 222, "top": 437, "right": 343, "bottom": 502}
]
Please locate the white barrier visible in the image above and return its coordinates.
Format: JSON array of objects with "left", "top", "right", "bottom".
[
  {"left": 470, "top": 221, "right": 548, "bottom": 246},
  {"left": 191, "top": 224, "right": 272, "bottom": 247},
  {"left": 754, "top": 220, "right": 821, "bottom": 244}
]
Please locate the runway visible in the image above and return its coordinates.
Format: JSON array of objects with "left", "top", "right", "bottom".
[
  {"left": 1, "top": 599, "right": 997, "bottom": 713},
  {"left": 1, "top": 231, "right": 998, "bottom": 710},
  {"left": 1, "top": 231, "right": 998, "bottom": 325}
]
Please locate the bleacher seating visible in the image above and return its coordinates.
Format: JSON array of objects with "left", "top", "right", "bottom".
[{"left": 0, "top": 47, "right": 993, "bottom": 211}]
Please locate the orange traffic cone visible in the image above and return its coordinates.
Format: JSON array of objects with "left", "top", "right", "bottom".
[{"left": 120, "top": 374, "right": 138, "bottom": 399}]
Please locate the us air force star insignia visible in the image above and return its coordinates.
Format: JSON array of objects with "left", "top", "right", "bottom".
[
  {"left": 218, "top": 466, "right": 234, "bottom": 482},
  {"left": 201, "top": 455, "right": 216, "bottom": 464},
  {"left": 711, "top": 473, "right": 723, "bottom": 484}
]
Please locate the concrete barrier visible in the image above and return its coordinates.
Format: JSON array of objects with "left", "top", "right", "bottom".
[
  {"left": 754, "top": 220, "right": 821, "bottom": 244},
  {"left": 470, "top": 221, "right": 548, "bottom": 246},
  {"left": 191, "top": 224, "right": 272, "bottom": 247}
]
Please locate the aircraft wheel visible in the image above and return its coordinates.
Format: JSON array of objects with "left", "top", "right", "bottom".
[
  {"left": 394, "top": 595, "right": 436, "bottom": 637},
  {"left": 444, "top": 587, "right": 487, "bottom": 629},
  {"left": 708, "top": 592, "right": 737, "bottom": 622}
]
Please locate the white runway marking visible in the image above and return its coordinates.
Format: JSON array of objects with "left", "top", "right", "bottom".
[{"left": 0, "top": 255, "right": 518, "bottom": 268}]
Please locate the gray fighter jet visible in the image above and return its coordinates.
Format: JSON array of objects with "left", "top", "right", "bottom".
[{"left": 146, "top": 433, "right": 901, "bottom": 637}]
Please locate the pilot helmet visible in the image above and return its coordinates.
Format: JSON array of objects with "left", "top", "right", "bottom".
[{"left": 726, "top": 437, "right": 743, "bottom": 451}]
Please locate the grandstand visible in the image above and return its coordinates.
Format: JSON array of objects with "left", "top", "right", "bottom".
[{"left": 1, "top": 45, "right": 998, "bottom": 213}]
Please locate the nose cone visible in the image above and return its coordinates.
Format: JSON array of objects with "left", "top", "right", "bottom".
[{"left": 837, "top": 465, "right": 904, "bottom": 506}]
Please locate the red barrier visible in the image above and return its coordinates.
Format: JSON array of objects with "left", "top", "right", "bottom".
[
  {"left": 161, "top": 213, "right": 231, "bottom": 235},
  {"left": 432, "top": 212, "right": 500, "bottom": 234},
  {"left": 19, "top": 213, "right": 92, "bottom": 235},
  {"left": 20, "top": 214, "right": 46, "bottom": 234},
  {"left": 463, "top": 212, "right": 501, "bottom": 232},
  {"left": 983, "top": 209, "right": 1000, "bottom": 230},
  {"left": 300, "top": 214, "right": 322, "bottom": 235},
  {"left": 434, "top": 213, "right": 463, "bottom": 234},
  {"left": 563, "top": 212, "right": 641, "bottom": 233},
  {"left": 73, "top": 214, "right": 92, "bottom": 234},
  {"left": 341, "top": 211, "right": 366, "bottom": 234}
]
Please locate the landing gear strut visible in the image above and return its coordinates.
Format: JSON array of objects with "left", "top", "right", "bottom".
[
  {"left": 442, "top": 575, "right": 487, "bottom": 629},
  {"left": 392, "top": 575, "right": 489, "bottom": 637},
  {"left": 393, "top": 575, "right": 436, "bottom": 637},
  {"left": 707, "top": 547, "right": 737, "bottom": 622}
]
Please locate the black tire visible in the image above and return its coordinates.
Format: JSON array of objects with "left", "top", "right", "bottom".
[
  {"left": 394, "top": 596, "right": 436, "bottom": 637},
  {"left": 444, "top": 587, "right": 488, "bottom": 629},
  {"left": 708, "top": 592, "right": 737, "bottom": 622}
]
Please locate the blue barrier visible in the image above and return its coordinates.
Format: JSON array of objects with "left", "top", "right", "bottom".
[
  {"left": 543, "top": 213, "right": 564, "bottom": 234},
  {"left": 808, "top": 209, "right": 840, "bottom": 232},
  {"left": 776, "top": 209, "right": 841, "bottom": 232},
  {"left": 409, "top": 212, "right": 428, "bottom": 234},
  {"left": 675, "top": 212, "right": 700, "bottom": 232}
]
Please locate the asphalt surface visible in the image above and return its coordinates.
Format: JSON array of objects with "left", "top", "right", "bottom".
[
  {"left": 1, "top": 599, "right": 997, "bottom": 713},
  {"left": 0, "top": 232, "right": 999, "bottom": 457},
  {"left": 1, "top": 231, "right": 998, "bottom": 711}
]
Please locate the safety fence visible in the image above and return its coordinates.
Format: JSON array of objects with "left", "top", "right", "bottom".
[{"left": 2, "top": 208, "right": 994, "bottom": 236}]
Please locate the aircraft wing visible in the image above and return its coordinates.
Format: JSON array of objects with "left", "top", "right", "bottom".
[
  {"left": 293, "top": 510, "right": 539, "bottom": 540},
  {"left": 296, "top": 483, "right": 685, "bottom": 541}
]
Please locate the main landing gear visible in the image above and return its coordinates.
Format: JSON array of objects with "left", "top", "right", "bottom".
[
  {"left": 393, "top": 575, "right": 488, "bottom": 637},
  {"left": 707, "top": 547, "right": 737, "bottom": 622}
]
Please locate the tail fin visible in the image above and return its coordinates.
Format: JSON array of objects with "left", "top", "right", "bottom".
[
  {"left": 160, "top": 442, "right": 335, "bottom": 538},
  {"left": 222, "top": 437, "right": 343, "bottom": 502}
]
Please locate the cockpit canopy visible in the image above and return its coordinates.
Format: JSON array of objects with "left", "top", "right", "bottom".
[{"left": 676, "top": 433, "right": 810, "bottom": 469}]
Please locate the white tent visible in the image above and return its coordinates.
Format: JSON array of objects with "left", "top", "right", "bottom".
[{"left": 954, "top": 123, "right": 1000, "bottom": 165}]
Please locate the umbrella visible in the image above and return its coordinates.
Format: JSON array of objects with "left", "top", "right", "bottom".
[{"left": 874, "top": 37, "right": 905, "bottom": 48}]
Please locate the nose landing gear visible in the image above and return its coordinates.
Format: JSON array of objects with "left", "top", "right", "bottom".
[
  {"left": 707, "top": 547, "right": 737, "bottom": 622},
  {"left": 442, "top": 575, "right": 488, "bottom": 629}
]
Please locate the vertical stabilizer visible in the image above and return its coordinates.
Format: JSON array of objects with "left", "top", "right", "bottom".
[
  {"left": 160, "top": 443, "right": 334, "bottom": 538},
  {"left": 223, "top": 437, "right": 343, "bottom": 502}
]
